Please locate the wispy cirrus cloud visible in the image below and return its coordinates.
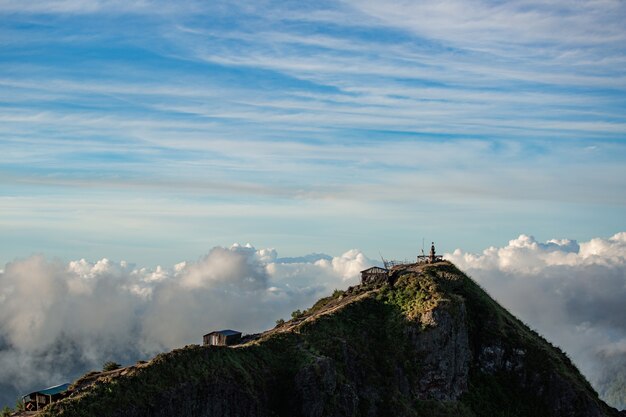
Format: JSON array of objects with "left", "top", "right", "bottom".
[
  {"left": 0, "top": 0, "right": 205, "bottom": 14},
  {"left": 345, "top": 0, "right": 626, "bottom": 55}
]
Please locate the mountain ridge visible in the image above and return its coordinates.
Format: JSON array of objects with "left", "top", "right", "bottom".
[{"left": 32, "top": 261, "right": 623, "bottom": 417}]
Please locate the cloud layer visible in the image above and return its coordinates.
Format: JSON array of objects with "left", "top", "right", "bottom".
[
  {"left": 447, "top": 232, "right": 626, "bottom": 409},
  {"left": 0, "top": 245, "right": 371, "bottom": 407},
  {"left": 1, "top": 234, "right": 625, "bottom": 409}
]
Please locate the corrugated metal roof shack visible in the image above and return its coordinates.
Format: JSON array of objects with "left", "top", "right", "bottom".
[
  {"left": 203, "top": 330, "right": 242, "bottom": 346},
  {"left": 360, "top": 266, "right": 389, "bottom": 285},
  {"left": 22, "top": 382, "right": 71, "bottom": 411}
]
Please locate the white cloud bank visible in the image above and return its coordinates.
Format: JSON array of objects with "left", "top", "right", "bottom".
[
  {"left": 0, "top": 245, "right": 372, "bottom": 406},
  {"left": 446, "top": 232, "right": 626, "bottom": 409},
  {"left": 1, "top": 234, "right": 625, "bottom": 409}
]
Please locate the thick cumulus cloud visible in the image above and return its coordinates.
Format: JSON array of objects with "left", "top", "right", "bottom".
[
  {"left": 0, "top": 245, "right": 372, "bottom": 407},
  {"left": 446, "top": 233, "right": 626, "bottom": 410}
]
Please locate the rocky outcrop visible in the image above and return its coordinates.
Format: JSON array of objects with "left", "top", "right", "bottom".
[
  {"left": 408, "top": 300, "right": 470, "bottom": 401},
  {"left": 478, "top": 343, "right": 526, "bottom": 374}
]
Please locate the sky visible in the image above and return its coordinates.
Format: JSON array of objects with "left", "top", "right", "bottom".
[
  {"left": 1, "top": 0, "right": 625, "bottom": 266},
  {"left": 1, "top": 0, "right": 626, "bottom": 410}
]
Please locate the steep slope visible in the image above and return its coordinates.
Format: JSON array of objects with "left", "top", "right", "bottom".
[{"left": 39, "top": 261, "right": 621, "bottom": 417}]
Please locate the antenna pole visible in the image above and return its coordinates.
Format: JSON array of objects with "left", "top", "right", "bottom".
[{"left": 379, "top": 252, "right": 389, "bottom": 269}]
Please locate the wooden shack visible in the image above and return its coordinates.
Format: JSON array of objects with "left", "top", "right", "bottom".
[
  {"left": 360, "top": 266, "right": 389, "bottom": 285},
  {"left": 22, "top": 383, "right": 71, "bottom": 411},
  {"left": 203, "top": 329, "right": 242, "bottom": 346}
]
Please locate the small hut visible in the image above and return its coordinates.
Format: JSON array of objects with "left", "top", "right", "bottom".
[
  {"left": 22, "top": 383, "right": 71, "bottom": 411},
  {"left": 360, "top": 266, "right": 389, "bottom": 285},
  {"left": 203, "top": 329, "right": 242, "bottom": 346}
]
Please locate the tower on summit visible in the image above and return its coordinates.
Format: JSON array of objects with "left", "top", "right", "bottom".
[{"left": 417, "top": 242, "right": 443, "bottom": 264}]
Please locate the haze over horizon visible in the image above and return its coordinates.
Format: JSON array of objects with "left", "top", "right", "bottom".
[{"left": 1, "top": 0, "right": 625, "bottom": 411}]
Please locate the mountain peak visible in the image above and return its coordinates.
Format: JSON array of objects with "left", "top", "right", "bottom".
[{"left": 35, "top": 262, "right": 621, "bottom": 417}]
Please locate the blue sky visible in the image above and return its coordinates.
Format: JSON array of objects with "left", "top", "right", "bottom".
[{"left": 1, "top": 0, "right": 625, "bottom": 266}]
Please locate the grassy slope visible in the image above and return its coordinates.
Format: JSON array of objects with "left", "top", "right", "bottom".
[{"left": 40, "top": 262, "right": 616, "bottom": 417}]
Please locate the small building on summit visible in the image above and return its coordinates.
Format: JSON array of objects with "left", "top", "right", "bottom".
[
  {"left": 360, "top": 266, "right": 389, "bottom": 285},
  {"left": 203, "top": 329, "right": 242, "bottom": 346},
  {"left": 360, "top": 242, "right": 444, "bottom": 286}
]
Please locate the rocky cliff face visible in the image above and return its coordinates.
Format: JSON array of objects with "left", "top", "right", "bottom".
[
  {"left": 410, "top": 300, "right": 470, "bottom": 401},
  {"left": 40, "top": 262, "right": 621, "bottom": 417}
]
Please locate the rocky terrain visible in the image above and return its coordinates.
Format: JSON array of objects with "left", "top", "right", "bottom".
[{"left": 30, "top": 261, "right": 623, "bottom": 417}]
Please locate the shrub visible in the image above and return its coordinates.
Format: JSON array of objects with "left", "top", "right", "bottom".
[
  {"left": 102, "top": 361, "right": 122, "bottom": 372},
  {"left": 275, "top": 319, "right": 285, "bottom": 326},
  {"left": 15, "top": 398, "right": 25, "bottom": 411}
]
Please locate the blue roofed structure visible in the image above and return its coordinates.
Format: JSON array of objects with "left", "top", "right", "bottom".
[
  {"left": 203, "top": 329, "right": 242, "bottom": 346},
  {"left": 215, "top": 329, "right": 241, "bottom": 336},
  {"left": 36, "top": 383, "right": 71, "bottom": 396},
  {"left": 22, "top": 382, "right": 71, "bottom": 411}
]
